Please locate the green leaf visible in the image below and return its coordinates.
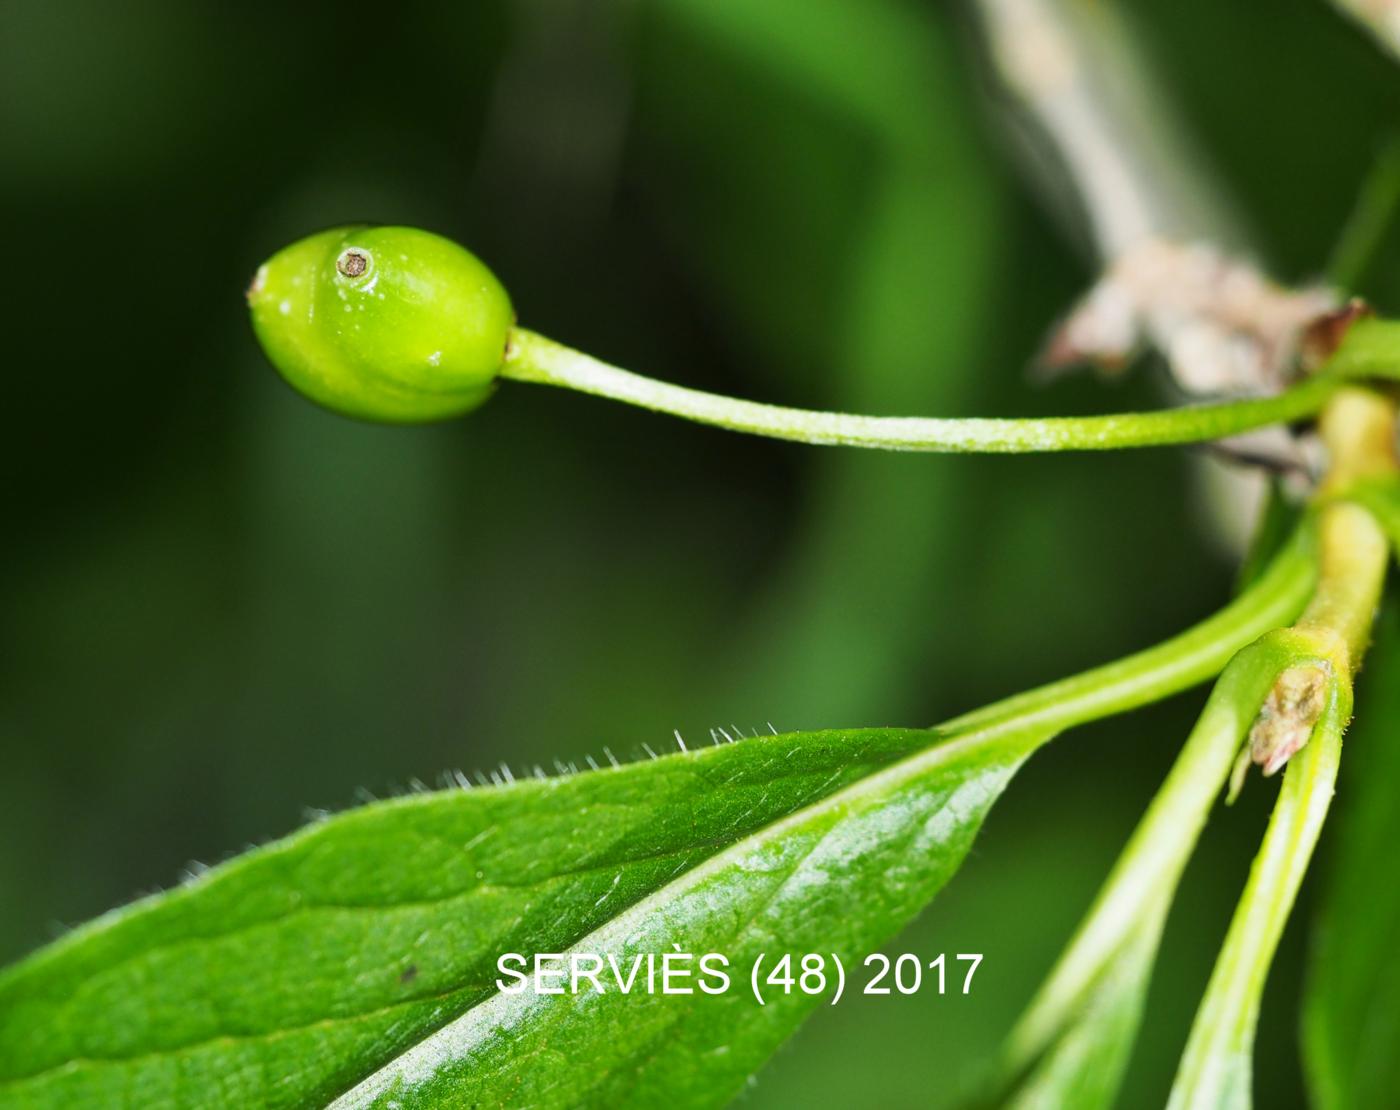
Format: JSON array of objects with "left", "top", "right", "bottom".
[
  {"left": 1303, "top": 596, "right": 1400, "bottom": 1109},
  {"left": 1000, "top": 896, "right": 1168, "bottom": 1110},
  {"left": 333, "top": 727, "right": 1035, "bottom": 1108},
  {"left": 1169, "top": 690, "right": 1349, "bottom": 1109},
  {"left": 0, "top": 726, "right": 931, "bottom": 1108},
  {"left": 1171, "top": 491, "right": 1390, "bottom": 1110},
  {"left": 991, "top": 483, "right": 1295, "bottom": 1110},
  {"left": 991, "top": 609, "right": 1323, "bottom": 1110},
  {"left": 0, "top": 533, "right": 1314, "bottom": 1108}
]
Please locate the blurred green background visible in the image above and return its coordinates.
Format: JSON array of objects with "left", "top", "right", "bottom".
[{"left": 3, "top": 1, "right": 1399, "bottom": 1105}]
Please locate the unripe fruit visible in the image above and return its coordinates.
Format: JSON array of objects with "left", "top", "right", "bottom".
[{"left": 247, "top": 225, "right": 513, "bottom": 422}]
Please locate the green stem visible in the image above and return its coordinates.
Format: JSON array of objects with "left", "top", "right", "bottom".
[
  {"left": 1336, "top": 474, "right": 1400, "bottom": 555},
  {"left": 1169, "top": 390, "right": 1396, "bottom": 1107},
  {"left": 1006, "top": 388, "right": 1398, "bottom": 1097},
  {"left": 956, "top": 530, "right": 1317, "bottom": 1097},
  {"left": 501, "top": 321, "right": 1400, "bottom": 454},
  {"left": 1168, "top": 699, "right": 1348, "bottom": 1108},
  {"left": 938, "top": 530, "right": 1318, "bottom": 1086},
  {"left": 1000, "top": 620, "right": 1329, "bottom": 1077},
  {"left": 870, "top": 527, "right": 1317, "bottom": 1103},
  {"left": 938, "top": 526, "right": 1316, "bottom": 742}
]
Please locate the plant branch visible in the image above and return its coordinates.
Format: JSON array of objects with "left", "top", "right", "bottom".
[
  {"left": 501, "top": 324, "right": 1400, "bottom": 454},
  {"left": 973, "top": 0, "right": 1234, "bottom": 256},
  {"left": 1329, "top": 0, "right": 1400, "bottom": 62},
  {"left": 973, "top": 0, "right": 1334, "bottom": 397}
]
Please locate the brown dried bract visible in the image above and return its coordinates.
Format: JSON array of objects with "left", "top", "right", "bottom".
[
  {"left": 1299, "top": 299, "right": 1373, "bottom": 370},
  {"left": 1248, "top": 663, "right": 1330, "bottom": 777},
  {"left": 1039, "top": 238, "right": 1337, "bottom": 394}
]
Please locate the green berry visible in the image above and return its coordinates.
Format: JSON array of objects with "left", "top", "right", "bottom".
[{"left": 247, "top": 225, "right": 513, "bottom": 422}]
